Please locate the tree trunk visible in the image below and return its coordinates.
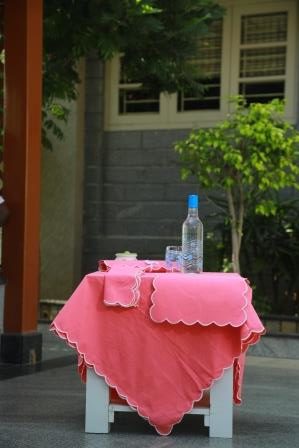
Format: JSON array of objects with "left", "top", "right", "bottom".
[
  {"left": 231, "top": 225, "right": 241, "bottom": 273},
  {"left": 226, "top": 187, "right": 244, "bottom": 274}
]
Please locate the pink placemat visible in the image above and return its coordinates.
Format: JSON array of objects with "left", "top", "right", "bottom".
[{"left": 150, "top": 272, "right": 250, "bottom": 327}]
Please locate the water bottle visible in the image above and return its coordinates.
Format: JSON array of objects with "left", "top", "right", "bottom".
[{"left": 181, "top": 194, "right": 203, "bottom": 273}]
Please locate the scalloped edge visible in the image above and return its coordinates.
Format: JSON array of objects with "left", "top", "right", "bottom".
[
  {"left": 49, "top": 320, "right": 265, "bottom": 435},
  {"left": 149, "top": 274, "right": 250, "bottom": 327}
]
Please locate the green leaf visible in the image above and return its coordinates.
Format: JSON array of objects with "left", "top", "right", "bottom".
[{"left": 174, "top": 95, "right": 299, "bottom": 272}]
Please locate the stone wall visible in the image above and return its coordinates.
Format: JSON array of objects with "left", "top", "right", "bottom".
[{"left": 82, "top": 123, "right": 218, "bottom": 273}]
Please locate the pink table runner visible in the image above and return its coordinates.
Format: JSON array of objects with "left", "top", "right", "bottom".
[{"left": 50, "top": 260, "right": 265, "bottom": 435}]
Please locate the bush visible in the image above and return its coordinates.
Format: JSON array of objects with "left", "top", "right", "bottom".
[
  {"left": 175, "top": 97, "right": 299, "bottom": 274},
  {"left": 241, "top": 196, "right": 299, "bottom": 315},
  {"left": 209, "top": 194, "right": 299, "bottom": 316}
]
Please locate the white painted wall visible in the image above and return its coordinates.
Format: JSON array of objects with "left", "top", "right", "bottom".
[{"left": 40, "top": 62, "right": 85, "bottom": 304}]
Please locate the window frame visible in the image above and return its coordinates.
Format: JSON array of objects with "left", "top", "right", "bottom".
[
  {"left": 229, "top": 1, "right": 297, "bottom": 122},
  {"left": 104, "top": 0, "right": 298, "bottom": 131}
]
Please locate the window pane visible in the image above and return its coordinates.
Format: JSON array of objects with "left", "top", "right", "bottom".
[
  {"left": 119, "top": 89, "right": 160, "bottom": 114},
  {"left": 240, "top": 46, "right": 286, "bottom": 77},
  {"left": 177, "top": 79, "right": 220, "bottom": 111},
  {"left": 178, "top": 20, "right": 222, "bottom": 112},
  {"left": 194, "top": 20, "right": 223, "bottom": 77},
  {"left": 119, "top": 57, "right": 140, "bottom": 84},
  {"left": 241, "top": 12, "right": 287, "bottom": 44},
  {"left": 118, "top": 57, "right": 160, "bottom": 114},
  {"left": 239, "top": 11, "right": 288, "bottom": 104},
  {"left": 239, "top": 80, "right": 285, "bottom": 104}
]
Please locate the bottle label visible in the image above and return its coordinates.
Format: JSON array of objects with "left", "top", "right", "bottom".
[{"left": 182, "top": 240, "right": 203, "bottom": 273}]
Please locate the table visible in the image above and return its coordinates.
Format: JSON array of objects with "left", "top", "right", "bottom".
[{"left": 50, "top": 260, "right": 265, "bottom": 437}]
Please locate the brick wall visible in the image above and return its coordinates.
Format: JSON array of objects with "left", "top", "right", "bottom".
[{"left": 82, "top": 58, "right": 220, "bottom": 274}]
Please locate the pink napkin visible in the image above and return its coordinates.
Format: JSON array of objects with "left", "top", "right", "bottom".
[
  {"left": 103, "top": 268, "right": 143, "bottom": 307},
  {"left": 143, "top": 260, "right": 168, "bottom": 273},
  {"left": 99, "top": 259, "right": 168, "bottom": 273},
  {"left": 150, "top": 272, "right": 250, "bottom": 327},
  {"left": 98, "top": 260, "right": 143, "bottom": 307},
  {"left": 99, "top": 259, "right": 146, "bottom": 272},
  {"left": 100, "top": 260, "right": 168, "bottom": 307}
]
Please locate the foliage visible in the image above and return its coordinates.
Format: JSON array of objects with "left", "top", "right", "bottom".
[
  {"left": 242, "top": 195, "right": 299, "bottom": 315},
  {"left": 175, "top": 97, "right": 299, "bottom": 273},
  {"left": 43, "top": 0, "right": 224, "bottom": 148},
  {"left": 210, "top": 194, "right": 299, "bottom": 315}
]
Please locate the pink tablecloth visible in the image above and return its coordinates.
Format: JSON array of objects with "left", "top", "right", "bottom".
[{"left": 50, "top": 260, "right": 265, "bottom": 435}]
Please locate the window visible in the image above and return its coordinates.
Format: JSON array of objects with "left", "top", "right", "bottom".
[
  {"left": 105, "top": 0, "right": 297, "bottom": 130},
  {"left": 236, "top": 11, "right": 288, "bottom": 104},
  {"left": 177, "top": 20, "right": 223, "bottom": 112},
  {"left": 118, "top": 57, "right": 160, "bottom": 114}
]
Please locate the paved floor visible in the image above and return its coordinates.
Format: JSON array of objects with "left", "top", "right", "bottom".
[{"left": 0, "top": 325, "right": 299, "bottom": 448}]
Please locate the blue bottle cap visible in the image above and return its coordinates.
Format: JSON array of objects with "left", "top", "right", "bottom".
[{"left": 188, "top": 194, "right": 198, "bottom": 208}]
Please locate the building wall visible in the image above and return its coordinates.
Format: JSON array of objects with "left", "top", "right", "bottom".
[
  {"left": 82, "top": 57, "right": 220, "bottom": 273},
  {"left": 82, "top": 55, "right": 105, "bottom": 274},
  {"left": 83, "top": 128, "right": 204, "bottom": 273},
  {"left": 104, "top": 129, "right": 204, "bottom": 239},
  {"left": 40, "top": 63, "right": 85, "bottom": 304},
  {"left": 82, "top": 2, "right": 299, "bottom": 274}
]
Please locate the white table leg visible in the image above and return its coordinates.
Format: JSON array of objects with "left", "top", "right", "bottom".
[
  {"left": 85, "top": 367, "right": 111, "bottom": 433},
  {"left": 209, "top": 366, "right": 233, "bottom": 438},
  {"left": 84, "top": 364, "right": 233, "bottom": 437}
]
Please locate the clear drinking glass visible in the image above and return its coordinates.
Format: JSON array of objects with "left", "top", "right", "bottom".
[{"left": 165, "top": 245, "right": 182, "bottom": 272}]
